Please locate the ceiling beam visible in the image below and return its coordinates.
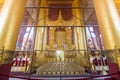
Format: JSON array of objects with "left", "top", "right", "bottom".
[
  {"left": 25, "top": 6, "right": 94, "bottom": 9},
  {"left": 21, "top": 25, "right": 99, "bottom": 27}
]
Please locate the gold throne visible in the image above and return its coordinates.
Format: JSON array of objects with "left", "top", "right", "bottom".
[{"left": 46, "top": 11, "right": 75, "bottom": 50}]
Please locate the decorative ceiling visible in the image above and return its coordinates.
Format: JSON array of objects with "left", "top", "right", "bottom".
[{"left": 47, "top": 0, "right": 74, "bottom": 3}]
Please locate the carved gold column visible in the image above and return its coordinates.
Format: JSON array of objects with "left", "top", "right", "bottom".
[
  {"left": 93, "top": 0, "right": 120, "bottom": 49},
  {"left": 74, "top": 27, "right": 79, "bottom": 49},
  {"left": 34, "top": 0, "right": 48, "bottom": 66},
  {"left": 48, "top": 28, "right": 55, "bottom": 48},
  {"left": 43, "top": 27, "right": 48, "bottom": 50},
  {"left": 65, "top": 28, "right": 72, "bottom": 47},
  {"left": 42, "top": 3, "right": 48, "bottom": 50},
  {"left": 0, "top": 0, "right": 26, "bottom": 63},
  {"left": 34, "top": 0, "right": 47, "bottom": 51},
  {"left": 72, "top": 1, "right": 80, "bottom": 50},
  {"left": 72, "top": 0, "right": 87, "bottom": 54}
]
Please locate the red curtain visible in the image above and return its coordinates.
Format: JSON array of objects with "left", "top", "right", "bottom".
[{"left": 48, "top": 3, "right": 72, "bottom": 21}]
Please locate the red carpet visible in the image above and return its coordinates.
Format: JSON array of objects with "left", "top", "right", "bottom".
[
  {"left": 0, "top": 63, "right": 13, "bottom": 80},
  {"left": 108, "top": 62, "right": 120, "bottom": 80}
]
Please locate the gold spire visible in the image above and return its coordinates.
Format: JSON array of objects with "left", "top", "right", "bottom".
[
  {"left": 57, "top": 10, "right": 63, "bottom": 20},
  {"left": 47, "top": 10, "right": 74, "bottom": 26},
  {"left": 57, "top": 10, "right": 63, "bottom": 26}
]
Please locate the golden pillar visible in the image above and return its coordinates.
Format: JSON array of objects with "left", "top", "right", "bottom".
[
  {"left": 0, "top": 0, "right": 26, "bottom": 63},
  {"left": 34, "top": 0, "right": 47, "bottom": 67},
  {"left": 93, "top": 0, "right": 120, "bottom": 49},
  {"left": 74, "top": 27, "right": 79, "bottom": 49},
  {"left": 72, "top": 0, "right": 87, "bottom": 55},
  {"left": 34, "top": 0, "right": 47, "bottom": 51},
  {"left": 43, "top": 27, "right": 47, "bottom": 50},
  {"left": 42, "top": 11, "right": 47, "bottom": 50},
  {"left": 34, "top": 0, "right": 48, "bottom": 66},
  {"left": 72, "top": 1, "right": 80, "bottom": 50}
]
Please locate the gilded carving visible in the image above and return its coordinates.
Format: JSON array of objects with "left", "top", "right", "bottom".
[
  {"left": 2, "top": 50, "right": 14, "bottom": 64},
  {"left": 46, "top": 11, "right": 75, "bottom": 50},
  {"left": 0, "top": 49, "right": 3, "bottom": 64},
  {"left": 47, "top": 11, "right": 74, "bottom": 26}
]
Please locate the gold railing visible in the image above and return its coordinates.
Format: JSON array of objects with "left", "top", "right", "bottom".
[
  {"left": 0, "top": 46, "right": 4, "bottom": 65},
  {"left": 105, "top": 47, "right": 120, "bottom": 70},
  {"left": 10, "top": 50, "right": 88, "bottom": 73},
  {"left": 9, "top": 49, "right": 120, "bottom": 76},
  {"left": 89, "top": 47, "right": 120, "bottom": 75},
  {"left": 0, "top": 46, "right": 15, "bottom": 65},
  {"left": 11, "top": 51, "right": 33, "bottom": 72}
]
